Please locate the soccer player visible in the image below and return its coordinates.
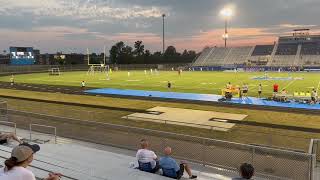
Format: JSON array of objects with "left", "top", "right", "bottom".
[
  {"left": 226, "top": 82, "right": 232, "bottom": 89},
  {"left": 144, "top": 70, "right": 147, "bottom": 75},
  {"left": 10, "top": 75, "right": 14, "bottom": 86},
  {"left": 273, "top": 83, "right": 279, "bottom": 94},
  {"left": 167, "top": 81, "right": 172, "bottom": 89},
  {"left": 106, "top": 72, "right": 110, "bottom": 81},
  {"left": 258, "top": 84, "right": 262, "bottom": 98},
  {"left": 242, "top": 83, "right": 248, "bottom": 98},
  {"left": 311, "top": 88, "right": 318, "bottom": 104},
  {"left": 81, "top": 81, "right": 86, "bottom": 90}
]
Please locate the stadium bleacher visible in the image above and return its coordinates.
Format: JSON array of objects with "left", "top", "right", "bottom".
[
  {"left": 193, "top": 47, "right": 214, "bottom": 66},
  {"left": 301, "top": 42, "right": 320, "bottom": 55},
  {"left": 193, "top": 42, "right": 320, "bottom": 68},
  {"left": 275, "top": 44, "right": 298, "bottom": 55},
  {"left": 251, "top": 45, "right": 274, "bottom": 56},
  {"left": 205, "top": 48, "right": 231, "bottom": 66},
  {"left": 0, "top": 143, "right": 236, "bottom": 180},
  {"left": 223, "top": 47, "right": 253, "bottom": 65}
]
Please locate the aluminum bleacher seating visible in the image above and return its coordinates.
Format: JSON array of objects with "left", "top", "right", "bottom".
[
  {"left": 193, "top": 43, "right": 320, "bottom": 68},
  {"left": 251, "top": 45, "right": 274, "bottom": 56},
  {"left": 0, "top": 144, "right": 233, "bottom": 180},
  {"left": 224, "top": 47, "right": 253, "bottom": 65},
  {"left": 193, "top": 47, "right": 214, "bottom": 66}
]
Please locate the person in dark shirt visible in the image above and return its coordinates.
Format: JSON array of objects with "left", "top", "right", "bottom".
[{"left": 167, "top": 81, "right": 172, "bottom": 89}]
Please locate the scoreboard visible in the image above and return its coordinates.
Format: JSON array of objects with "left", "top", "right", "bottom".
[{"left": 10, "top": 47, "right": 35, "bottom": 65}]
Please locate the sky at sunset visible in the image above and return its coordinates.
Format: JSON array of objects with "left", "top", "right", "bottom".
[{"left": 0, "top": 0, "right": 319, "bottom": 54}]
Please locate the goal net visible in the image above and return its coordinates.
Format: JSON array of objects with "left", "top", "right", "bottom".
[
  {"left": 87, "top": 64, "right": 109, "bottom": 75},
  {"left": 49, "top": 68, "right": 61, "bottom": 76}
]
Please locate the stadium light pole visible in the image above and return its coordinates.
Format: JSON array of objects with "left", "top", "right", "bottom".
[
  {"left": 162, "top": 14, "right": 166, "bottom": 54},
  {"left": 220, "top": 7, "right": 233, "bottom": 48}
]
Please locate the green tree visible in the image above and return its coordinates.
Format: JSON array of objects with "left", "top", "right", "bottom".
[
  {"left": 109, "top": 41, "right": 125, "bottom": 64},
  {"left": 133, "top": 41, "right": 145, "bottom": 57}
]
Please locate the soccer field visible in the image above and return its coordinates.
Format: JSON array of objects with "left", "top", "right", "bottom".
[{"left": 1, "top": 71, "right": 320, "bottom": 97}]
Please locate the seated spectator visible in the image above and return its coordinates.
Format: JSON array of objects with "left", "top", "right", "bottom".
[
  {"left": 159, "top": 147, "right": 197, "bottom": 179},
  {"left": 0, "top": 132, "right": 22, "bottom": 144},
  {"left": 136, "top": 139, "right": 159, "bottom": 173},
  {"left": 232, "top": 163, "right": 254, "bottom": 180},
  {"left": 0, "top": 143, "right": 62, "bottom": 180}
]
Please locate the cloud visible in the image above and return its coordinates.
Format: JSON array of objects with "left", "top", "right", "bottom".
[
  {"left": 279, "top": 24, "right": 318, "bottom": 28},
  {"left": 0, "top": 0, "right": 320, "bottom": 53},
  {"left": 0, "top": 0, "right": 167, "bottom": 20}
]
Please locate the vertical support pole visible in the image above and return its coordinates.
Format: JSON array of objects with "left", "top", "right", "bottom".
[{"left": 29, "top": 124, "right": 32, "bottom": 142}]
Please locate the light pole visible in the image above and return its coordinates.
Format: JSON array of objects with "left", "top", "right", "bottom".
[
  {"left": 220, "top": 8, "right": 233, "bottom": 48},
  {"left": 162, "top": 14, "right": 166, "bottom": 54}
]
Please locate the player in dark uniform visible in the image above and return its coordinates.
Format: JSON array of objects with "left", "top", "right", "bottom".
[{"left": 167, "top": 81, "right": 172, "bottom": 89}]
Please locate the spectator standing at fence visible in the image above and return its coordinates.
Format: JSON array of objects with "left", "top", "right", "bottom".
[
  {"left": 136, "top": 139, "right": 160, "bottom": 173},
  {"left": 159, "top": 146, "right": 197, "bottom": 179},
  {"left": 232, "top": 163, "right": 254, "bottom": 180},
  {"left": 0, "top": 143, "right": 62, "bottom": 180},
  {"left": 0, "top": 132, "right": 22, "bottom": 144}
]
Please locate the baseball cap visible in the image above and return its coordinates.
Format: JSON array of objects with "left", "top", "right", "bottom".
[{"left": 11, "top": 143, "right": 40, "bottom": 163}]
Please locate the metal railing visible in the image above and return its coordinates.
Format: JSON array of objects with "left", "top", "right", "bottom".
[
  {"left": 29, "top": 124, "right": 57, "bottom": 144},
  {"left": 4, "top": 108, "right": 315, "bottom": 180},
  {"left": 0, "top": 121, "right": 16, "bottom": 134}
]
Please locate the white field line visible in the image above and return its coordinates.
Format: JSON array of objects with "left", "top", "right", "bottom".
[{"left": 282, "top": 79, "right": 296, "bottom": 91}]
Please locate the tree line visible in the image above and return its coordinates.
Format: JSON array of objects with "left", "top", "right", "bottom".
[{"left": 109, "top": 41, "right": 199, "bottom": 64}]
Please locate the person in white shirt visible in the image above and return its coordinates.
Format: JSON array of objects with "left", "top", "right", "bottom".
[
  {"left": 136, "top": 139, "right": 159, "bottom": 173},
  {"left": 0, "top": 143, "right": 61, "bottom": 180}
]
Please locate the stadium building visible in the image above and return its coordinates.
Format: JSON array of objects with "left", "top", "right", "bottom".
[{"left": 193, "top": 29, "right": 320, "bottom": 69}]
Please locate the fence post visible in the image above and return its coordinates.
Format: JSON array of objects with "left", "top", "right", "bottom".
[
  {"left": 29, "top": 124, "right": 32, "bottom": 142},
  {"left": 54, "top": 127, "right": 57, "bottom": 144},
  {"left": 202, "top": 139, "right": 206, "bottom": 167},
  {"left": 14, "top": 123, "right": 17, "bottom": 135},
  {"left": 251, "top": 147, "right": 255, "bottom": 165}
]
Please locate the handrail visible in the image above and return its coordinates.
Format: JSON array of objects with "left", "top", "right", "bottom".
[
  {"left": 29, "top": 124, "right": 57, "bottom": 144},
  {"left": 0, "top": 121, "right": 16, "bottom": 134},
  {"left": 9, "top": 108, "right": 312, "bottom": 156}
]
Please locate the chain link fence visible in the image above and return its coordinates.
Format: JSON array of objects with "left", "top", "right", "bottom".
[
  {"left": 5, "top": 108, "right": 317, "bottom": 180},
  {"left": 0, "top": 64, "right": 192, "bottom": 75},
  {"left": 0, "top": 101, "right": 7, "bottom": 121},
  {"left": 0, "top": 64, "right": 89, "bottom": 75}
]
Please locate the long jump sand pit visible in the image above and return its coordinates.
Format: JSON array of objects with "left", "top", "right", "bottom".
[{"left": 123, "top": 106, "right": 247, "bottom": 131}]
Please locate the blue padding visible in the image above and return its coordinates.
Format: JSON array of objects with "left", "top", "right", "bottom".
[{"left": 85, "top": 88, "right": 320, "bottom": 111}]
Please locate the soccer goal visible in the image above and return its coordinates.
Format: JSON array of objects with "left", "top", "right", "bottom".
[
  {"left": 87, "top": 64, "right": 109, "bottom": 75},
  {"left": 49, "top": 68, "right": 61, "bottom": 76}
]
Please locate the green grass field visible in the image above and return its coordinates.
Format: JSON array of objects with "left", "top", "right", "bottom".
[
  {"left": 0, "top": 70, "right": 320, "bottom": 151},
  {"left": 1, "top": 71, "right": 320, "bottom": 97}
]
